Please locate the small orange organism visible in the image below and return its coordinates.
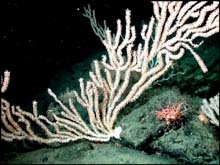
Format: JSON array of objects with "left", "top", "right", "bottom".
[
  {"left": 155, "top": 100, "right": 187, "bottom": 125},
  {"left": 198, "top": 112, "right": 209, "bottom": 125}
]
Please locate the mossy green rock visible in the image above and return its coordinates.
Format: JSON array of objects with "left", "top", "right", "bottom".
[
  {"left": 151, "top": 119, "right": 219, "bottom": 164},
  {"left": 117, "top": 88, "right": 219, "bottom": 164},
  {"left": 3, "top": 142, "right": 178, "bottom": 164}
]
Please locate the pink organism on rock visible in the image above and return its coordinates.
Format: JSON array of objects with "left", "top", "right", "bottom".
[{"left": 155, "top": 100, "right": 187, "bottom": 125}]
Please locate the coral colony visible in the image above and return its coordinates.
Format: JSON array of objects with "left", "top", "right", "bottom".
[{"left": 1, "top": 2, "right": 219, "bottom": 144}]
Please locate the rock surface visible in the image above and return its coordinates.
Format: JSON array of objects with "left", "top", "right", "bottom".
[{"left": 2, "top": 142, "right": 178, "bottom": 164}]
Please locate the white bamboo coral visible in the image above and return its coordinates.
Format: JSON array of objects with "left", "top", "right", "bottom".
[
  {"left": 1, "top": 1, "right": 219, "bottom": 143},
  {"left": 201, "top": 93, "right": 219, "bottom": 126}
]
